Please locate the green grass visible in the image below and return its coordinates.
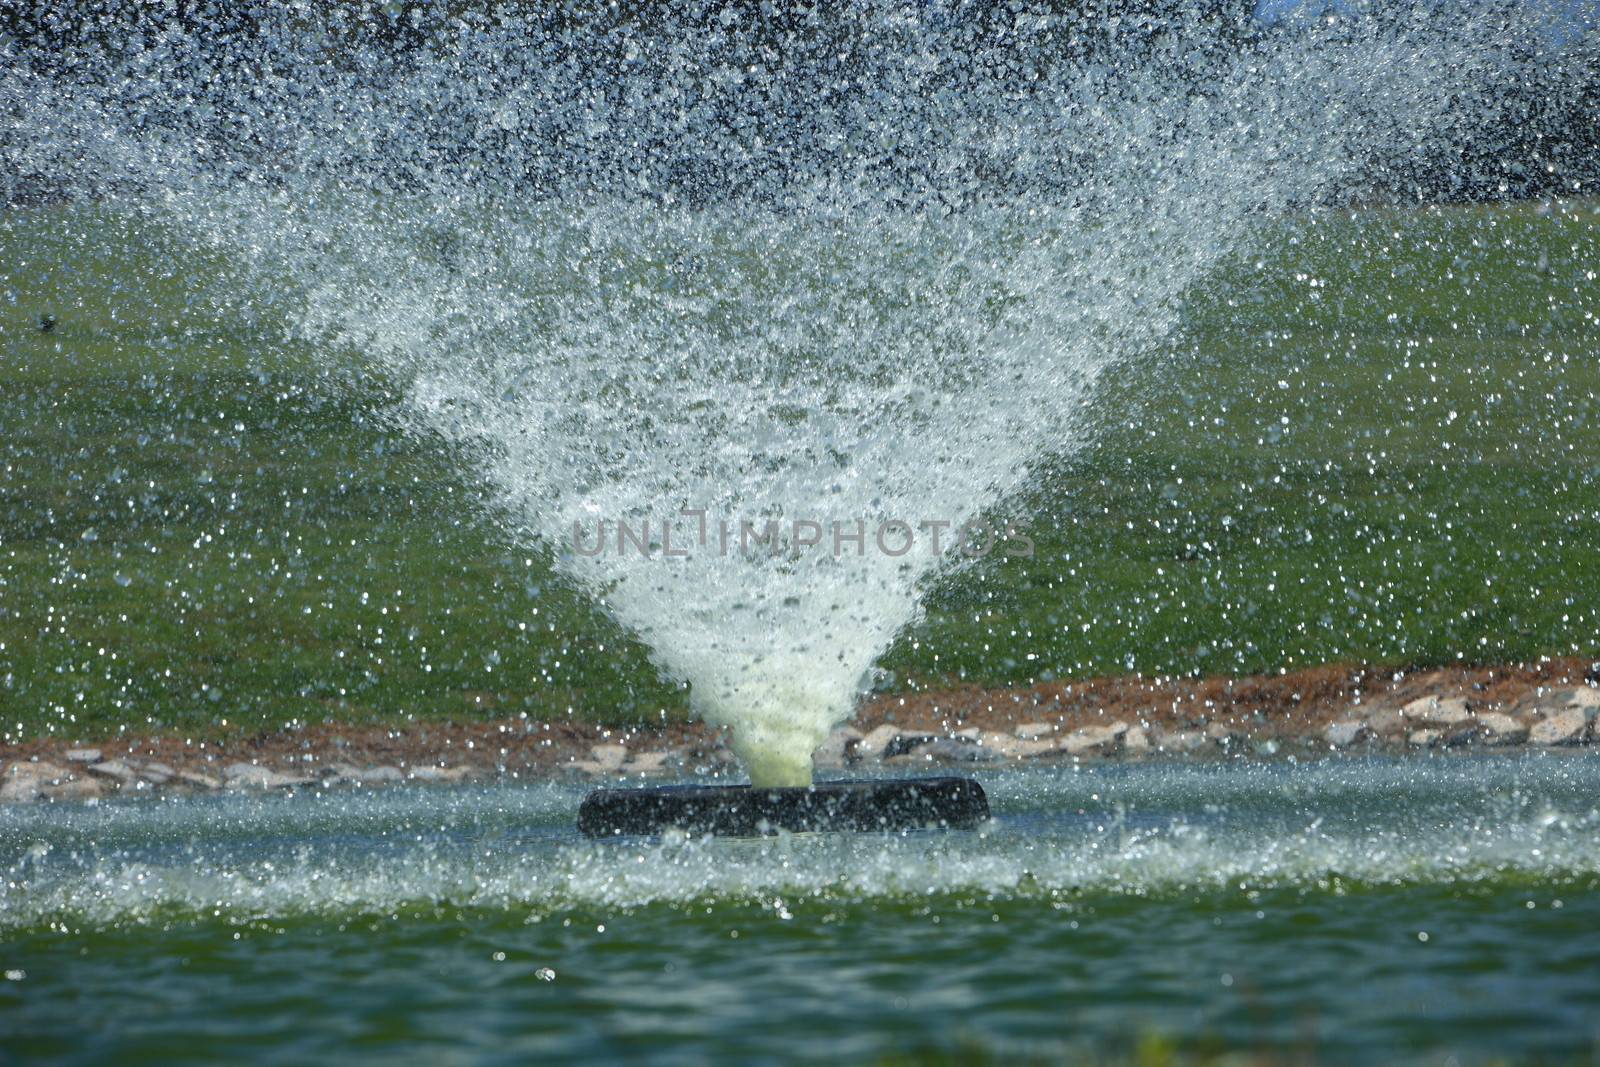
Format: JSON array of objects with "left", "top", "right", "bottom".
[
  {"left": 2, "top": 200, "right": 1597, "bottom": 740},
  {"left": 902, "top": 201, "right": 1600, "bottom": 687}
]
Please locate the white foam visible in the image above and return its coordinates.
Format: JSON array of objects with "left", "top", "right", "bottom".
[{"left": 5, "top": 756, "right": 1599, "bottom": 931}]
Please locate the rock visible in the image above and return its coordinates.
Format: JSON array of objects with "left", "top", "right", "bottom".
[
  {"left": 1529, "top": 709, "right": 1589, "bottom": 747},
  {"left": 1, "top": 763, "right": 46, "bottom": 802},
  {"left": 64, "top": 748, "right": 102, "bottom": 763},
  {"left": 951, "top": 727, "right": 981, "bottom": 740},
  {"left": 589, "top": 744, "right": 628, "bottom": 771},
  {"left": 1566, "top": 687, "right": 1600, "bottom": 711},
  {"left": 624, "top": 751, "right": 678, "bottom": 775},
  {"left": 408, "top": 765, "right": 475, "bottom": 783},
  {"left": 85, "top": 760, "right": 140, "bottom": 783},
  {"left": 141, "top": 761, "right": 177, "bottom": 784},
  {"left": 1122, "top": 726, "right": 1151, "bottom": 756},
  {"left": 1013, "top": 722, "right": 1056, "bottom": 740},
  {"left": 222, "top": 762, "right": 313, "bottom": 789},
  {"left": 811, "top": 727, "right": 861, "bottom": 769},
  {"left": 979, "top": 731, "right": 1057, "bottom": 759},
  {"left": 45, "top": 774, "right": 104, "bottom": 800},
  {"left": 1204, "top": 721, "right": 1245, "bottom": 748},
  {"left": 1156, "top": 729, "right": 1206, "bottom": 753},
  {"left": 175, "top": 769, "right": 223, "bottom": 789},
  {"left": 976, "top": 731, "right": 1009, "bottom": 753},
  {"left": 1061, "top": 722, "right": 1129, "bottom": 757},
  {"left": 1364, "top": 706, "right": 1408, "bottom": 737},
  {"left": 1402, "top": 696, "right": 1472, "bottom": 726},
  {"left": 333, "top": 763, "right": 403, "bottom": 783},
  {"left": 1474, "top": 712, "right": 1529, "bottom": 745},
  {"left": 1530, "top": 687, "right": 1589, "bottom": 712},
  {"left": 1324, "top": 721, "right": 1371, "bottom": 748},
  {"left": 1, "top": 761, "right": 102, "bottom": 802},
  {"left": 882, "top": 733, "right": 940, "bottom": 760},
  {"left": 896, "top": 737, "right": 1001, "bottom": 764},
  {"left": 1408, "top": 729, "right": 1442, "bottom": 748},
  {"left": 856, "top": 724, "right": 905, "bottom": 760}
]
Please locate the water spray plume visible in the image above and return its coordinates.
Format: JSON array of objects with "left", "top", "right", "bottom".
[{"left": 1, "top": 1, "right": 1576, "bottom": 784}]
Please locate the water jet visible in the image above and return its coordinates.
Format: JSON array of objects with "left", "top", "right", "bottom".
[{"left": 4, "top": 4, "right": 1554, "bottom": 790}]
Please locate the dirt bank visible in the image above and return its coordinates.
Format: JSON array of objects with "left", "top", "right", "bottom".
[{"left": 3, "top": 657, "right": 1597, "bottom": 801}]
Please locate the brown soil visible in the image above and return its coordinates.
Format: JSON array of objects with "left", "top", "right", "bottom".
[
  {"left": 865, "top": 657, "right": 1597, "bottom": 738},
  {"left": 4, "top": 657, "right": 1595, "bottom": 780}
]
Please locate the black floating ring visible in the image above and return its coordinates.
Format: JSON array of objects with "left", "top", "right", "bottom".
[{"left": 578, "top": 776, "right": 990, "bottom": 838}]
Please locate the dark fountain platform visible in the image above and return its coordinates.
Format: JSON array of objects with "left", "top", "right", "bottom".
[{"left": 578, "top": 776, "right": 990, "bottom": 838}]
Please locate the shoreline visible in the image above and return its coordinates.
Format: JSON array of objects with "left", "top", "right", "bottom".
[{"left": 3, "top": 657, "right": 1597, "bottom": 803}]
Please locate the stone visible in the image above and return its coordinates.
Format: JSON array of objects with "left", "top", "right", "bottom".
[
  {"left": 1474, "top": 712, "right": 1529, "bottom": 745},
  {"left": 1122, "top": 726, "right": 1151, "bottom": 756},
  {"left": 64, "top": 748, "right": 102, "bottom": 763},
  {"left": 1324, "top": 720, "right": 1371, "bottom": 748},
  {"left": 1013, "top": 722, "right": 1056, "bottom": 740},
  {"left": 1364, "top": 706, "right": 1408, "bottom": 737},
  {"left": 1157, "top": 729, "right": 1206, "bottom": 753},
  {"left": 810, "top": 727, "right": 862, "bottom": 769},
  {"left": 1, "top": 762, "right": 47, "bottom": 802},
  {"left": 1061, "top": 722, "right": 1129, "bottom": 757},
  {"left": 175, "top": 769, "right": 223, "bottom": 789},
  {"left": 222, "top": 762, "right": 313, "bottom": 789},
  {"left": 1408, "top": 729, "right": 1442, "bottom": 748},
  {"left": 951, "top": 727, "right": 982, "bottom": 740},
  {"left": 1402, "top": 696, "right": 1472, "bottom": 726},
  {"left": 896, "top": 737, "right": 1001, "bottom": 764},
  {"left": 408, "top": 765, "right": 475, "bottom": 783},
  {"left": 975, "top": 730, "right": 1010, "bottom": 752},
  {"left": 333, "top": 763, "right": 403, "bottom": 783},
  {"left": 1, "top": 761, "right": 101, "bottom": 802},
  {"left": 140, "top": 761, "right": 176, "bottom": 784},
  {"left": 1203, "top": 721, "right": 1245, "bottom": 748},
  {"left": 43, "top": 774, "right": 104, "bottom": 800},
  {"left": 624, "top": 751, "right": 678, "bottom": 775},
  {"left": 856, "top": 724, "right": 904, "bottom": 760},
  {"left": 1529, "top": 709, "right": 1589, "bottom": 747},
  {"left": 1566, "top": 687, "right": 1600, "bottom": 711},
  {"left": 589, "top": 744, "right": 628, "bottom": 770},
  {"left": 85, "top": 760, "right": 140, "bottom": 783},
  {"left": 882, "top": 732, "right": 940, "bottom": 759},
  {"left": 977, "top": 731, "right": 1056, "bottom": 759}
]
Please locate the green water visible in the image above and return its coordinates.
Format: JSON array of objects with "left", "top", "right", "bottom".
[{"left": 5, "top": 756, "right": 1599, "bottom": 1064}]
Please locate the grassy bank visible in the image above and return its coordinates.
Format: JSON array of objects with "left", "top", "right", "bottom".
[{"left": 2, "top": 200, "right": 1597, "bottom": 740}]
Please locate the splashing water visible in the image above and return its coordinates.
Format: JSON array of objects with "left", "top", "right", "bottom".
[
  {"left": 0, "top": 4, "right": 1571, "bottom": 783},
  {"left": 5, "top": 756, "right": 1600, "bottom": 931}
]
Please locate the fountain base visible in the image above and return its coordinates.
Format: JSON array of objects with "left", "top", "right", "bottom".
[{"left": 577, "top": 777, "right": 989, "bottom": 838}]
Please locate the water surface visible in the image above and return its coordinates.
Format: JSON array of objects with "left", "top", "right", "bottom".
[{"left": 5, "top": 755, "right": 1599, "bottom": 1063}]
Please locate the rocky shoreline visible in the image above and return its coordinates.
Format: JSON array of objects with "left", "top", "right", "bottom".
[{"left": 3, "top": 658, "right": 1597, "bottom": 803}]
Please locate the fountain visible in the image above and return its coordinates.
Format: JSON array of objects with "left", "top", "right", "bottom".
[
  {"left": 0, "top": 2, "right": 1568, "bottom": 795},
  {"left": 9, "top": 6, "right": 1600, "bottom": 1062}
]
